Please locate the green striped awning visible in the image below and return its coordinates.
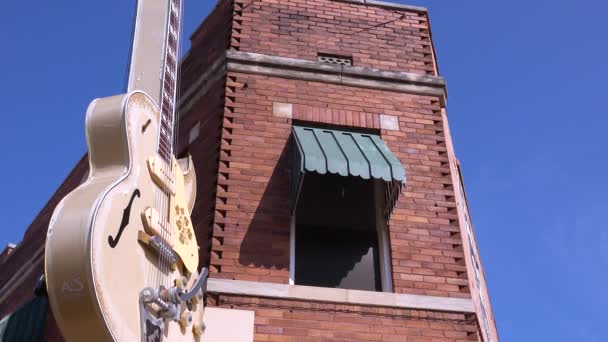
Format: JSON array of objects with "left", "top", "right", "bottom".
[
  {"left": 0, "top": 296, "right": 49, "bottom": 342},
  {"left": 291, "top": 125, "right": 406, "bottom": 216}
]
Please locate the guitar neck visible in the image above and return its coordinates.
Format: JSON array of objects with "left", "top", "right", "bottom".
[
  {"left": 158, "top": 0, "right": 181, "bottom": 163},
  {"left": 126, "top": 0, "right": 182, "bottom": 163}
]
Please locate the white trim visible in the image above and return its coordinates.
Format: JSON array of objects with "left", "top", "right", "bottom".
[
  {"left": 207, "top": 278, "right": 474, "bottom": 313},
  {"left": 374, "top": 180, "right": 394, "bottom": 292},
  {"left": 289, "top": 215, "right": 295, "bottom": 285}
]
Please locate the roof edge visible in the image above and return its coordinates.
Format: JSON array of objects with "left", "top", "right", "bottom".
[{"left": 337, "top": 0, "right": 428, "bottom": 13}]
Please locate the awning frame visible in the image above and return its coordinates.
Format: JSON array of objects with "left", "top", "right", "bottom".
[{"left": 290, "top": 125, "right": 406, "bottom": 218}]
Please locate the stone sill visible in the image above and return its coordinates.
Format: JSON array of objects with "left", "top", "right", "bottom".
[{"left": 207, "top": 278, "right": 474, "bottom": 313}]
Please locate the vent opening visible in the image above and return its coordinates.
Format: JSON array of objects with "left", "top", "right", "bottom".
[{"left": 317, "top": 53, "right": 352, "bottom": 66}]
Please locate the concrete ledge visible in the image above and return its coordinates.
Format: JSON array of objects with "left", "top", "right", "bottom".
[
  {"left": 338, "top": 0, "right": 428, "bottom": 13},
  {"left": 179, "top": 56, "right": 227, "bottom": 115},
  {"left": 207, "top": 278, "right": 475, "bottom": 313},
  {"left": 228, "top": 51, "right": 343, "bottom": 76},
  {"left": 226, "top": 51, "right": 446, "bottom": 104}
]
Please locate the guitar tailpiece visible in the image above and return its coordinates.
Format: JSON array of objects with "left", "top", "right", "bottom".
[
  {"left": 159, "top": 285, "right": 182, "bottom": 305},
  {"left": 141, "top": 287, "right": 181, "bottom": 321}
]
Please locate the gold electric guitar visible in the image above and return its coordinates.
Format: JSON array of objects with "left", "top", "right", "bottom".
[{"left": 44, "top": 0, "right": 207, "bottom": 341}]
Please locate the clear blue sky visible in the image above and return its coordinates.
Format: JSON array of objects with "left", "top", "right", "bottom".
[{"left": 1, "top": 1, "right": 606, "bottom": 341}]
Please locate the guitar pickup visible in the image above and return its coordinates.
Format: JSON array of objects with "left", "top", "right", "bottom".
[
  {"left": 141, "top": 207, "right": 167, "bottom": 238},
  {"left": 147, "top": 156, "right": 175, "bottom": 195}
]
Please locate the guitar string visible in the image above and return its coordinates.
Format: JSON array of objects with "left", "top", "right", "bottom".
[
  {"left": 158, "top": 0, "right": 171, "bottom": 294},
  {"left": 170, "top": 0, "right": 184, "bottom": 291},
  {"left": 165, "top": 0, "right": 176, "bottom": 293},
  {"left": 154, "top": 0, "right": 164, "bottom": 296},
  {"left": 148, "top": 0, "right": 161, "bottom": 293},
  {"left": 173, "top": 0, "right": 184, "bottom": 287},
  {"left": 167, "top": 0, "right": 177, "bottom": 293},
  {"left": 161, "top": 0, "right": 173, "bottom": 293}
]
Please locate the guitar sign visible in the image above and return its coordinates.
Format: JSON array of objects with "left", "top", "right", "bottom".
[{"left": 44, "top": 1, "right": 207, "bottom": 341}]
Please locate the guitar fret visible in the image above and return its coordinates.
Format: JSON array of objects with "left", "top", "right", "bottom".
[
  {"left": 162, "top": 102, "right": 172, "bottom": 116},
  {"left": 163, "top": 77, "right": 174, "bottom": 91},
  {"left": 171, "top": 0, "right": 179, "bottom": 13},
  {"left": 170, "top": 12, "right": 179, "bottom": 26},
  {"left": 162, "top": 105, "right": 173, "bottom": 119},
  {"left": 159, "top": 139, "right": 171, "bottom": 152},
  {"left": 166, "top": 52, "right": 176, "bottom": 70},
  {"left": 169, "top": 26, "right": 178, "bottom": 42},
  {"left": 160, "top": 122, "right": 170, "bottom": 134},
  {"left": 156, "top": 0, "right": 181, "bottom": 163},
  {"left": 168, "top": 37, "right": 177, "bottom": 52},
  {"left": 165, "top": 70, "right": 176, "bottom": 84}
]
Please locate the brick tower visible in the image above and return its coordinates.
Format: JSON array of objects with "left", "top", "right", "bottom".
[{"left": 0, "top": 1, "right": 499, "bottom": 341}]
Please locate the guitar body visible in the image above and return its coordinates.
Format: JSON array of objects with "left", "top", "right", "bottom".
[{"left": 45, "top": 91, "right": 203, "bottom": 342}]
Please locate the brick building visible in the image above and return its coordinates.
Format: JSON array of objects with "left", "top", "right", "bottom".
[{"left": 0, "top": 0, "right": 499, "bottom": 341}]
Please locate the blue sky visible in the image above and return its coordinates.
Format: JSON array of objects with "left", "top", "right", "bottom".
[{"left": 1, "top": 1, "right": 606, "bottom": 341}]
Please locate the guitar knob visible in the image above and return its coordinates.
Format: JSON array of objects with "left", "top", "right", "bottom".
[
  {"left": 180, "top": 311, "right": 193, "bottom": 329},
  {"left": 193, "top": 322, "right": 204, "bottom": 336},
  {"left": 174, "top": 276, "right": 188, "bottom": 289}
]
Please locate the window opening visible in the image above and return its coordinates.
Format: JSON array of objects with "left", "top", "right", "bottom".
[{"left": 293, "top": 173, "right": 384, "bottom": 292}]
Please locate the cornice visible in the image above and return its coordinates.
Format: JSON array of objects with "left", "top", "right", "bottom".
[{"left": 226, "top": 51, "right": 447, "bottom": 105}]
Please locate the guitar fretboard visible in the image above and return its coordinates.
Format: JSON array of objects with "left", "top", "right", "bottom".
[{"left": 157, "top": 0, "right": 182, "bottom": 164}]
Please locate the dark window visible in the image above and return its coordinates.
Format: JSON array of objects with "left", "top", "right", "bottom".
[{"left": 294, "top": 173, "right": 382, "bottom": 292}]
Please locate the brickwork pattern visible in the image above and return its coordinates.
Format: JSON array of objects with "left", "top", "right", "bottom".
[
  {"left": 181, "top": 0, "right": 233, "bottom": 92},
  {"left": 209, "top": 294, "right": 479, "bottom": 341},
  {"left": 0, "top": 0, "right": 494, "bottom": 340},
  {"left": 178, "top": 76, "right": 227, "bottom": 269},
  {"left": 232, "top": 0, "right": 436, "bottom": 74},
  {"left": 204, "top": 71, "right": 471, "bottom": 299},
  {"left": 179, "top": 0, "right": 235, "bottom": 270}
]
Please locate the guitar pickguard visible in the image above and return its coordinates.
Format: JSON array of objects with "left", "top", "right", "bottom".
[{"left": 145, "top": 155, "right": 198, "bottom": 273}]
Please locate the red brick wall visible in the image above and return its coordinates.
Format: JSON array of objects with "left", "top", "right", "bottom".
[
  {"left": 231, "top": 0, "right": 436, "bottom": 75},
  {"left": 208, "top": 72, "right": 293, "bottom": 282},
  {"left": 0, "top": 156, "right": 88, "bottom": 319},
  {"left": 178, "top": 0, "right": 235, "bottom": 269},
  {"left": 178, "top": 76, "right": 227, "bottom": 269},
  {"left": 180, "top": 0, "right": 233, "bottom": 91},
  {"left": 203, "top": 71, "right": 471, "bottom": 299},
  {"left": 209, "top": 294, "right": 479, "bottom": 341}
]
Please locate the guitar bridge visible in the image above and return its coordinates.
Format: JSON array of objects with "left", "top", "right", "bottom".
[{"left": 137, "top": 231, "right": 178, "bottom": 266}]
